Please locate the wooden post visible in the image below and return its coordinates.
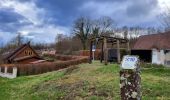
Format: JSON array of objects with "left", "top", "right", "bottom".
[
  {"left": 12, "top": 67, "right": 17, "bottom": 78},
  {"left": 100, "top": 40, "right": 104, "bottom": 63},
  {"left": 5, "top": 67, "right": 7, "bottom": 74},
  {"left": 117, "top": 39, "right": 121, "bottom": 63},
  {"left": 104, "top": 38, "right": 108, "bottom": 65},
  {"left": 127, "top": 40, "right": 130, "bottom": 55},
  {"left": 89, "top": 41, "right": 93, "bottom": 64}
]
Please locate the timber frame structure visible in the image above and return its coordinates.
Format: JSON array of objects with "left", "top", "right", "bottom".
[{"left": 89, "top": 36, "right": 130, "bottom": 65}]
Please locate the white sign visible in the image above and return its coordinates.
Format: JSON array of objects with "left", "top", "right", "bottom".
[
  {"left": 121, "top": 55, "right": 139, "bottom": 69},
  {"left": 92, "top": 45, "right": 96, "bottom": 52}
]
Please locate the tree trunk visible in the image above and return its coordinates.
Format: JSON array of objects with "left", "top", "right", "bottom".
[{"left": 81, "top": 40, "right": 87, "bottom": 50}]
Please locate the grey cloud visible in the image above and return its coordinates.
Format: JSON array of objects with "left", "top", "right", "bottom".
[
  {"left": 126, "top": 0, "right": 158, "bottom": 17},
  {"left": 0, "top": 8, "right": 24, "bottom": 23},
  {"left": 0, "top": 7, "right": 33, "bottom": 32}
]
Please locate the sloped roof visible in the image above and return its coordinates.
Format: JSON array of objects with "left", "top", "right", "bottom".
[
  {"left": 4, "top": 42, "right": 39, "bottom": 60},
  {"left": 133, "top": 31, "right": 170, "bottom": 50},
  {"left": 13, "top": 55, "right": 41, "bottom": 62},
  {"left": 5, "top": 44, "right": 28, "bottom": 59}
]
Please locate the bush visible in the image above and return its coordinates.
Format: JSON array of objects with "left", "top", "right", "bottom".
[
  {"left": 15, "top": 55, "right": 89, "bottom": 76},
  {"left": 79, "top": 49, "right": 101, "bottom": 60},
  {"left": 42, "top": 54, "right": 77, "bottom": 61}
]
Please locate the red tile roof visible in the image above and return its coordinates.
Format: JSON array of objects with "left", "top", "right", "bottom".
[{"left": 133, "top": 31, "right": 170, "bottom": 50}]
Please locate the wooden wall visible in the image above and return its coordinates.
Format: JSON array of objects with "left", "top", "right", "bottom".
[{"left": 15, "top": 46, "right": 37, "bottom": 58}]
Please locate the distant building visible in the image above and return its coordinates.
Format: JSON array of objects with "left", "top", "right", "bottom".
[
  {"left": 3, "top": 42, "right": 44, "bottom": 64},
  {"left": 132, "top": 31, "right": 170, "bottom": 66},
  {"left": 41, "top": 49, "right": 56, "bottom": 55}
]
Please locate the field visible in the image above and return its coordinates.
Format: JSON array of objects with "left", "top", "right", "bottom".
[{"left": 0, "top": 61, "right": 170, "bottom": 100}]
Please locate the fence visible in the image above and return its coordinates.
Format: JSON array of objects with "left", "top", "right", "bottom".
[{"left": 0, "top": 55, "right": 89, "bottom": 78}]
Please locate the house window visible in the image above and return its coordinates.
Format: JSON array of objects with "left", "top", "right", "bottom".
[
  {"left": 1, "top": 67, "right": 5, "bottom": 73},
  {"left": 25, "top": 50, "right": 33, "bottom": 56},
  {"left": 7, "top": 67, "right": 13, "bottom": 73},
  {"left": 29, "top": 51, "right": 33, "bottom": 55},
  {"left": 25, "top": 51, "right": 27, "bottom": 54}
]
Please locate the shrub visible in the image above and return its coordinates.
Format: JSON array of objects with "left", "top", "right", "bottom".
[
  {"left": 15, "top": 55, "right": 89, "bottom": 76},
  {"left": 79, "top": 49, "right": 101, "bottom": 60}
]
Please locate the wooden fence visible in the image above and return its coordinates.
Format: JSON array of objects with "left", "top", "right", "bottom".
[{"left": 0, "top": 55, "right": 89, "bottom": 77}]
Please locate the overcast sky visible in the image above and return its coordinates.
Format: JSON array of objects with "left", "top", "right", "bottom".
[{"left": 0, "top": 0, "right": 170, "bottom": 46}]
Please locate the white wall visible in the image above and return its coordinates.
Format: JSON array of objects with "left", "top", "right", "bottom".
[
  {"left": 152, "top": 49, "right": 165, "bottom": 65},
  {"left": 0, "top": 67, "right": 17, "bottom": 79},
  {"left": 160, "top": 50, "right": 165, "bottom": 65},
  {"left": 165, "top": 50, "right": 170, "bottom": 66},
  {"left": 165, "top": 51, "right": 170, "bottom": 60}
]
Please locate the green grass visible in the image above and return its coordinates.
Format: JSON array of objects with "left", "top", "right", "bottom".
[{"left": 0, "top": 61, "right": 170, "bottom": 100}]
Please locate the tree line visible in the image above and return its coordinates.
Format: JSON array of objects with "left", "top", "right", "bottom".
[
  {"left": 55, "top": 16, "right": 162, "bottom": 54},
  {"left": 0, "top": 12, "right": 169, "bottom": 55}
]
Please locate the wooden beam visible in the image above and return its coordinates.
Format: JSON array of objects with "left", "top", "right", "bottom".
[
  {"left": 127, "top": 41, "right": 130, "bottom": 54},
  {"left": 100, "top": 40, "right": 104, "bottom": 63},
  {"left": 117, "top": 39, "right": 121, "bottom": 63},
  {"left": 104, "top": 38, "right": 108, "bottom": 65},
  {"left": 89, "top": 41, "right": 93, "bottom": 64}
]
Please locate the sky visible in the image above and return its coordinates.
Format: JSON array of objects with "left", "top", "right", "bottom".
[{"left": 0, "top": 0, "right": 170, "bottom": 46}]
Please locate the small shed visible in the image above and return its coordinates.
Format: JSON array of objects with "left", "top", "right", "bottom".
[
  {"left": 3, "top": 42, "right": 43, "bottom": 64},
  {"left": 89, "top": 36, "right": 130, "bottom": 65},
  {"left": 132, "top": 31, "right": 170, "bottom": 66}
]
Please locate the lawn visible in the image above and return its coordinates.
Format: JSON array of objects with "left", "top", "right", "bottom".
[{"left": 0, "top": 61, "right": 170, "bottom": 100}]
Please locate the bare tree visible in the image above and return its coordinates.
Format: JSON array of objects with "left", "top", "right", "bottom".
[
  {"left": 122, "top": 26, "right": 128, "bottom": 39},
  {"left": 55, "top": 34, "right": 82, "bottom": 54},
  {"left": 55, "top": 34, "right": 66, "bottom": 53},
  {"left": 146, "top": 27, "right": 157, "bottom": 35},
  {"left": 128, "top": 27, "right": 142, "bottom": 39},
  {"left": 99, "top": 16, "right": 115, "bottom": 34},
  {"left": 73, "top": 17, "right": 92, "bottom": 50},
  {"left": 159, "top": 6, "right": 170, "bottom": 31},
  {"left": 5, "top": 32, "right": 23, "bottom": 47},
  {"left": 92, "top": 16, "right": 116, "bottom": 36},
  {"left": 1, "top": 32, "right": 24, "bottom": 52},
  {"left": 92, "top": 19, "right": 100, "bottom": 37},
  {"left": 16, "top": 32, "right": 23, "bottom": 46}
]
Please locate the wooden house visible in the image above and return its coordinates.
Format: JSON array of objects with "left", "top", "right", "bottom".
[
  {"left": 3, "top": 42, "right": 44, "bottom": 64},
  {"left": 131, "top": 31, "right": 170, "bottom": 66}
]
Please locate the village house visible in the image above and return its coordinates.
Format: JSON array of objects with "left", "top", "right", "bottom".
[
  {"left": 131, "top": 31, "right": 170, "bottom": 66},
  {"left": 3, "top": 42, "right": 45, "bottom": 64}
]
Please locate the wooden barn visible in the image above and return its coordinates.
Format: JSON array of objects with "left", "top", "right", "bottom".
[
  {"left": 3, "top": 42, "right": 44, "bottom": 64},
  {"left": 132, "top": 31, "right": 170, "bottom": 66}
]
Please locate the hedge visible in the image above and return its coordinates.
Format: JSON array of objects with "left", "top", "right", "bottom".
[
  {"left": 79, "top": 49, "right": 101, "bottom": 60},
  {"left": 3, "top": 55, "right": 89, "bottom": 76}
]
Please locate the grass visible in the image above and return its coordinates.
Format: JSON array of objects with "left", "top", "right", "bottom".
[{"left": 0, "top": 61, "right": 170, "bottom": 100}]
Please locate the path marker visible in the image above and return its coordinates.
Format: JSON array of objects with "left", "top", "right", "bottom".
[
  {"left": 120, "top": 55, "right": 141, "bottom": 100},
  {"left": 92, "top": 45, "right": 96, "bottom": 60}
]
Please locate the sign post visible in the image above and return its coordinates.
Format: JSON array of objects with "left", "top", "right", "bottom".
[
  {"left": 92, "top": 45, "right": 96, "bottom": 61},
  {"left": 120, "top": 55, "right": 141, "bottom": 100}
]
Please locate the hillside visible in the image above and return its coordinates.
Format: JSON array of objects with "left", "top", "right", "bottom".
[{"left": 0, "top": 61, "right": 170, "bottom": 100}]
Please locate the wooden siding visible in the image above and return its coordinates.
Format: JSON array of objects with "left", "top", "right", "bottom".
[
  {"left": 4, "top": 43, "right": 41, "bottom": 64},
  {"left": 15, "top": 46, "right": 38, "bottom": 59}
]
